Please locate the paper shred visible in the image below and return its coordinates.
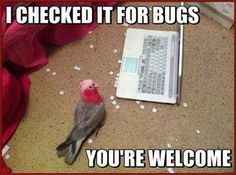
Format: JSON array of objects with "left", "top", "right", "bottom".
[
  {"left": 136, "top": 101, "right": 141, "bottom": 104},
  {"left": 116, "top": 73, "right": 120, "bottom": 76},
  {"left": 110, "top": 96, "right": 115, "bottom": 100},
  {"left": 88, "top": 139, "right": 93, "bottom": 144},
  {"left": 73, "top": 65, "right": 81, "bottom": 71},
  {"left": 4, "top": 154, "right": 10, "bottom": 160},
  {"left": 114, "top": 84, "right": 118, "bottom": 88},
  {"left": 152, "top": 107, "right": 157, "bottom": 113},
  {"left": 59, "top": 90, "right": 65, "bottom": 95},
  {"left": 109, "top": 71, "right": 114, "bottom": 75},
  {"left": 89, "top": 44, "right": 94, "bottom": 48},
  {"left": 2, "top": 145, "right": 9, "bottom": 156},
  {"left": 88, "top": 31, "right": 92, "bottom": 34},
  {"left": 196, "top": 129, "right": 201, "bottom": 134},
  {"left": 183, "top": 103, "right": 188, "bottom": 107},
  {"left": 46, "top": 68, "right": 50, "bottom": 72},
  {"left": 167, "top": 144, "right": 171, "bottom": 148},
  {"left": 118, "top": 60, "right": 122, "bottom": 64},
  {"left": 52, "top": 72, "right": 56, "bottom": 76},
  {"left": 122, "top": 23, "right": 129, "bottom": 27},
  {"left": 115, "top": 77, "right": 119, "bottom": 81},
  {"left": 140, "top": 104, "right": 145, "bottom": 109},
  {"left": 112, "top": 101, "right": 117, "bottom": 105},
  {"left": 113, "top": 49, "right": 118, "bottom": 53},
  {"left": 167, "top": 168, "right": 174, "bottom": 173},
  {"left": 115, "top": 105, "right": 120, "bottom": 109}
]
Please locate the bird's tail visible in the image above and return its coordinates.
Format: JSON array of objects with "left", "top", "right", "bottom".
[{"left": 56, "top": 138, "right": 84, "bottom": 165}]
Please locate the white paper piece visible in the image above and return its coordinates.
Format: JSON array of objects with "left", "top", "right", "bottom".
[
  {"left": 2, "top": 145, "right": 9, "bottom": 156},
  {"left": 46, "top": 68, "right": 50, "bottom": 72},
  {"left": 115, "top": 105, "right": 120, "bottom": 109},
  {"left": 73, "top": 65, "right": 81, "bottom": 71},
  {"left": 109, "top": 71, "right": 114, "bottom": 75},
  {"left": 122, "top": 23, "right": 129, "bottom": 27},
  {"left": 110, "top": 96, "right": 115, "bottom": 100},
  {"left": 152, "top": 107, "right": 157, "bottom": 113},
  {"left": 4, "top": 154, "right": 10, "bottom": 160},
  {"left": 112, "top": 101, "right": 117, "bottom": 105},
  {"left": 59, "top": 90, "right": 65, "bottom": 95},
  {"left": 140, "top": 105, "right": 145, "bottom": 109},
  {"left": 88, "top": 139, "right": 93, "bottom": 144},
  {"left": 183, "top": 103, "right": 188, "bottom": 107},
  {"left": 196, "top": 129, "right": 201, "bottom": 134},
  {"left": 113, "top": 49, "right": 118, "bottom": 53},
  {"left": 167, "top": 168, "right": 175, "bottom": 173},
  {"left": 52, "top": 72, "right": 56, "bottom": 76},
  {"left": 89, "top": 44, "right": 94, "bottom": 48},
  {"left": 167, "top": 143, "right": 171, "bottom": 148}
]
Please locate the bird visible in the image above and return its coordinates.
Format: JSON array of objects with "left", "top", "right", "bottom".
[{"left": 56, "top": 79, "right": 105, "bottom": 165}]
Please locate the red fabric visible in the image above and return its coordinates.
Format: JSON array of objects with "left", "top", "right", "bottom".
[
  {"left": 2, "top": 68, "right": 30, "bottom": 145},
  {"left": 0, "top": 157, "right": 10, "bottom": 174},
  {"left": 1, "top": 2, "right": 116, "bottom": 173},
  {"left": 1, "top": 69, "right": 30, "bottom": 174}
]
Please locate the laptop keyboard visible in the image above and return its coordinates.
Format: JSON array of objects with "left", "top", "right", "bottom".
[{"left": 137, "top": 35, "right": 168, "bottom": 95}]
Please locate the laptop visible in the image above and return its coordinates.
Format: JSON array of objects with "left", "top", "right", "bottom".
[{"left": 116, "top": 25, "right": 184, "bottom": 104}]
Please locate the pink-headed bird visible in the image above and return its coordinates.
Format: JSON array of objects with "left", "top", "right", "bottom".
[{"left": 56, "top": 79, "right": 105, "bottom": 165}]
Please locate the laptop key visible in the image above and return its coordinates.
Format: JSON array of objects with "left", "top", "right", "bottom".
[{"left": 138, "top": 35, "right": 168, "bottom": 95}]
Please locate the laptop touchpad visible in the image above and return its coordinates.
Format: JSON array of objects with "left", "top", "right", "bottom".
[{"left": 123, "top": 57, "right": 138, "bottom": 73}]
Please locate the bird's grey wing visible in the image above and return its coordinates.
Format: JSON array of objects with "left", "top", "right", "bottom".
[
  {"left": 69, "top": 103, "right": 105, "bottom": 141},
  {"left": 56, "top": 103, "right": 105, "bottom": 164},
  {"left": 74, "top": 101, "right": 85, "bottom": 124}
]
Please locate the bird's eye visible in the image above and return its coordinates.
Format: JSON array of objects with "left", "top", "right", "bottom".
[{"left": 89, "top": 86, "right": 92, "bottom": 89}]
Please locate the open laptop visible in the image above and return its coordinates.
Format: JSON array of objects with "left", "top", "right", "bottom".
[{"left": 116, "top": 24, "right": 184, "bottom": 104}]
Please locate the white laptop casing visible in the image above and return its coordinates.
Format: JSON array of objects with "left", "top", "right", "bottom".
[{"left": 116, "top": 28, "right": 180, "bottom": 104}]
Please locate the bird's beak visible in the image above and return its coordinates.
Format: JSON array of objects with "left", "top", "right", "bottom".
[{"left": 94, "top": 82, "right": 98, "bottom": 88}]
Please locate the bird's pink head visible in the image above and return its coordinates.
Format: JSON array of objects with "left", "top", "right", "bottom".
[{"left": 79, "top": 79, "right": 102, "bottom": 105}]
